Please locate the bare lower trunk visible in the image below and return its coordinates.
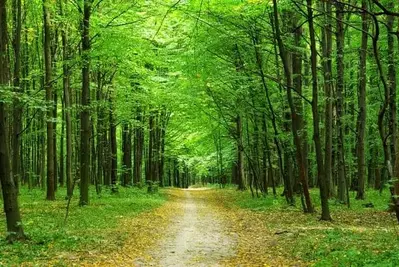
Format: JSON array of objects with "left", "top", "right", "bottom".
[
  {"left": 43, "top": 0, "right": 55, "bottom": 200},
  {"left": 356, "top": 0, "right": 368, "bottom": 200},
  {"left": 79, "top": 0, "right": 91, "bottom": 205},
  {"left": 0, "top": 0, "right": 25, "bottom": 241},
  {"left": 307, "top": 0, "right": 331, "bottom": 220},
  {"left": 336, "top": 2, "right": 348, "bottom": 205},
  {"left": 272, "top": 0, "right": 313, "bottom": 212},
  {"left": 122, "top": 123, "right": 132, "bottom": 186}
]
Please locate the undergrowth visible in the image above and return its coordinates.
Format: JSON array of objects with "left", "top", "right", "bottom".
[
  {"left": 223, "top": 187, "right": 399, "bottom": 266},
  {"left": 0, "top": 186, "right": 165, "bottom": 266}
]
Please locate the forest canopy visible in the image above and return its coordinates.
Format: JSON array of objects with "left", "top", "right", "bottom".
[{"left": 1, "top": 0, "right": 399, "bottom": 265}]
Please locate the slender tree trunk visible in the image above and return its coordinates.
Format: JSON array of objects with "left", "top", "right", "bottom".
[
  {"left": 356, "top": 0, "right": 368, "bottom": 200},
  {"left": 272, "top": 0, "right": 313, "bottom": 213},
  {"left": 292, "top": 14, "right": 309, "bottom": 193},
  {"left": 252, "top": 35, "right": 281, "bottom": 197},
  {"left": 262, "top": 114, "right": 276, "bottom": 196},
  {"left": 96, "top": 72, "right": 104, "bottom": 187},
  {"left": 43, "top": 0, "right": 55, "bottom": 200},
  {"left": 11, "top": 0, "right": 22, "bottom": 193},
  {"left": 236, "top": 114, "right": 246, "bottom": 190},
  {"left": 133, "top": 107, "right": 144, "bottom": 185},
  {"left": 53, "top": 93, "right": 58, "bottom": 191},
  {"left": 159, "top": 110, "right": 167, "bottom": 187},
  {"left": 321, "top": 0, "right": 334, "bottom": 198},
  {"left": 336, "top": 2, "right": 348, "bottom": 205},
  {"left": 269, "top": 14, "right": 294, "bottom": 204},
  {"left": 306, "top": 0, "right": 331, "bottom": 220},
  {"left": 110, "top": 97, "right": 117, "bottom": 188},
  {"left": 59, "top": 97, "right": 65, "bottom": 187},
  {"left": 0, "top": 0, "right": 25, "bottom": 241},
  {"left": 122, "top": 122, "right": 132, "bottom": 186},
  {"left": 61, "top": 1, "right": 73, "bottom": 197},
  {"left": 148, "top": 111, "right": 154, "bottom": 182},
  {"left": 79, "top": 0, "right": 91, "bottom": 205},
  {"left": 387, "top": 2, "right": 397, "bottom": 167}
]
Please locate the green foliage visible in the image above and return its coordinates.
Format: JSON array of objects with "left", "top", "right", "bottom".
[{"left": 0, "top": 187, "right": 165, "bottom": 265}]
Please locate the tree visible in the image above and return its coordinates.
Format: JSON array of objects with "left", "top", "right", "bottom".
[
  {"left": 80, "top": 0, "right": 92, "bottom": 206},
  {"left": 272, "top": 0, "right": 313, "bottom": 213},
  {"left": 43, "top": 0, "right": 55, "bottom": 201},
  {"left": 356, "top": 0, "right": 369, "bottom": 200},
  {"left": 0, "top": 0, "right": 25, "bottom": 241},
  {"left": 307, "top": 0, "right": 331, "bottom": 220}
]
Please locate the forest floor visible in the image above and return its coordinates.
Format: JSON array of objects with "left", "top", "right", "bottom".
[
  {"left": 1, "top": 187, "right": 399, "bottom": 266},
  {"left": 70, "top": 187, "right": 399, "bottom": 266},
  {"left": 72, "top": 188, "right": 306, "bottom": 266}
]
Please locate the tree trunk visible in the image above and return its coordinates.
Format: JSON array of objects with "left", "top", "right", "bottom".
[
  {"left": 11, "top": 0, "right": 22, "bottom": 193},
  {"left": 321, "top": 0, "right": 334, "bottom": 198},
  {"left": 387, "top": 2, "right": 397, "bottom": 167},
  {"left": 159, "top": 110, "right": 167, "bottom": 187},
  {"left": 110, "top": 98, "right": 117, "bottom": 188},
  {"left": 336, "top": 2, "right": 348, "bottom": 205},
  {"left": 43, "top": 0, "right": 55, "bottom": 200},
  {"left": 0, "top": 0, "right": 25, "bottom": 241},
  {"left": 133, "top": 107, "right": 144, "bottom": 185},
  {"left": 59, "top": 97, "right": 65, "bottom": 187},
  {"left": 236, "top": 115, "right": 246, "bottom": 190},
  {"left": 272, "top": 0, "right": 313, "bottom": 212},
  {"left": 122, "top": 122, "right": 132, "bottom": 186},
  {"left": 306, "top": 0, "right": 331, "bottom": 220},
  {"left": 356, "top": 0, "right": 368, "bottom": 200},
  {"left": 148, "top": 111, "right": 154, "bottom": 182},
  {"left": 53, "top": 93, "right": 58, "bottom": 191},
  {"left": 61, "top": 0, "right": 73, "bottom": 197},
  {"left": 79, "top": 0, "right": 91, "bottom": 205}
]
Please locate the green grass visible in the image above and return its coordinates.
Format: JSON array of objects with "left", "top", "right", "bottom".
[
  {"left": 0, "top": 186, "right": 166, "bottom": 266},
  {"left": 223, "top": 187, "right": 399, "bottom": 266}
]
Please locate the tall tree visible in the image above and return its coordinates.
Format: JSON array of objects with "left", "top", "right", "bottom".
[
  {"left": 0, "top": 0, "right": 25, "bottom": 241},
  {"left": 133, "top": 107, "right": 144, "bottom": 185},
  {"left": 80, "top": 0, "right": 92, "bottom": 205},
  {"left": 122, "top": 122, "right": 132, "bottom": 186},
  {"left": 60, "top": 0, "right": 73, "bottom": 197},
  {"left": 272, "top": 0, "right": 313, "bottom": 213},
  {"left": 336, "top": 1, "right": 348, "bottom": 205},
  {"left": 11, "top": 0, "right": 22, "bottom": 193},
  {"left": 43, "top": 0, "right": 55, "bottom": 200},
  {"left": 355, "top": 0, "right": 369, "bottom": 200},
  {"left": 321, "top": 0, "right": 334, "bottom": 197},
  {"left": 306, "top": 0, "right": 331, "bottom": 220}
]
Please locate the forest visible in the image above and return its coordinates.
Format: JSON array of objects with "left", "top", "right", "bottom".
[{"left": 1, "top": 0, "right": 399, "bottom": 266}]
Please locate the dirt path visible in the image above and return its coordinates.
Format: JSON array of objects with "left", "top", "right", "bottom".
[
  {"left": 149, "top": 189, "right": 236, "bottom": 266},
  {"left": 69, "top": 188, "right": 304, "bottom": 267}
]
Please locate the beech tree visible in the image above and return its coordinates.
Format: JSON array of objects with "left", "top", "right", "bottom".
[
  {"left": 3, "top": 0, "right": 399, "bottom": 242},
  {"left": 0, "top": 0, "right": 25, "bottom": 241}
]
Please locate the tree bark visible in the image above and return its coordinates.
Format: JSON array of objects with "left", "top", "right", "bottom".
[
  {"left": 11, "top": 0, "right": 22, "bottom": 193},
  {"left": 61, "top": 0, "right": 73, "bottom": 197},
  {"left": 336, "top": 1, "right": 348, "bottom": 205},
  {"left": 122, "top": 122, "right": 132, "bottom": 186},
  {"left": 321, "top": 0, "right": 334, "bottom": 198},
  {"left": 79, "top": 0, "right": 91, "bottom": 205},
  {"left": 272, "top": 0, "right": 313, "bottom": 213},
  {"left": 110, "top": 97, "right": 117, "bottom": 188},
  {"left": 306, "top": 0, "right": 331, "bottom": 220},
  {"left": 0, "top": 0, "right": 25, "bottom": 241},
  {"left": 387, "top": 2, "right": 397, "bottom": 167},
  {"left": 43, "top": 0, "right": 55, "bottom": 200},
  {"left": 148, "top": 111, "right": 154, "bottom": 182},
  {"left": 236, "top": 114, "right": 246, "bottom": 191},
  {"left": 133, "top": 107, "right": 144, "bottom": 185},
  {"left": 356, "top": 0, "right": 368, "bottom": 200}
]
